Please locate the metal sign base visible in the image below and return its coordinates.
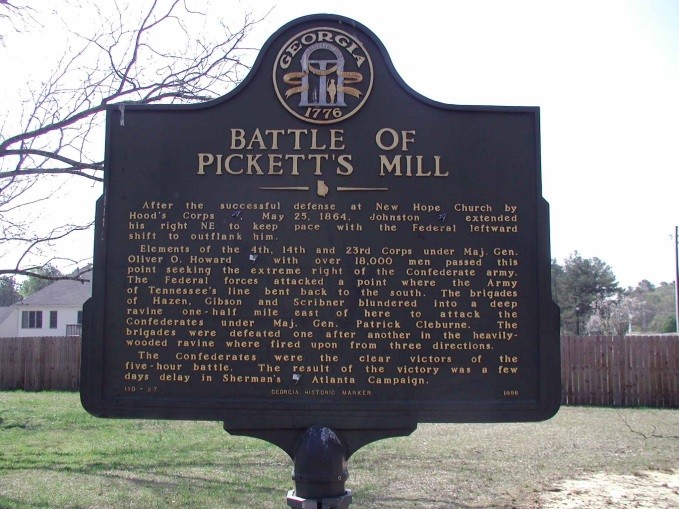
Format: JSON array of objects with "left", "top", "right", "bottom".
[
  {"left": 225, "top": 422, "right": 416, "bottom": 506},
  {"left": 286, "top": 489, "right": 353, "bottom": 509}
]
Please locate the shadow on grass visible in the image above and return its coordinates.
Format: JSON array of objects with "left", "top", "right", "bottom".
[
  {"left": 385, "top": 498, "right": 501, "bottom": 509},
  {"left": 1, "top": 440, "right": 290, "bottom": 503},
  {"left": 0, "top": 494, "right": 45, "bottom": 509}
]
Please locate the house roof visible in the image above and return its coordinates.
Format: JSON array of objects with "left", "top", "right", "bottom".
[
  {"left": 17, "top": 278, "right": 92, "bottom": 307},
  {"left": 0, "top": 307, "right": 13, "bottom": 325}
]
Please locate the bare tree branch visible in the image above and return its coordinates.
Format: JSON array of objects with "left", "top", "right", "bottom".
[
  {"left": 12, "top": 222, "right": 95, "bottom": 270},
  {"left": 0, "top": 0, "right": 265, "bottom": 280},
  {"left": 0, "top": 267, "right": 91, "bottom": 283},
  {"left": 0, "top": 1, "right": 41, "bottom": 45},
  {"left": 0, "top": 168, "right": 103, "bottom": 182}
]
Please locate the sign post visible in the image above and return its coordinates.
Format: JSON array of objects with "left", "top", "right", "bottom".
[{"left": 81, "top": 14, "right": 560, "bottom": 505}]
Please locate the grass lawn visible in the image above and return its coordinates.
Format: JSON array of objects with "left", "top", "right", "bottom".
[{"left": 0, "top": 391, "right": 677, "bottom": 508}]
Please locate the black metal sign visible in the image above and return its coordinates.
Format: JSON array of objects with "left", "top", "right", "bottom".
[{"left": 81, "top": 14, "right": 560, "bottom": 430}]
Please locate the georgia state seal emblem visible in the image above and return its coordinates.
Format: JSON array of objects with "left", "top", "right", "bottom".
[{"left": 273, "top": 27, "right": 373, "bottom": 124}]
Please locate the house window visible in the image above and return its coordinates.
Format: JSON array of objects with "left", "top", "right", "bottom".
[
  {"left": 50, "top": 311, "right": 58, "bottom": 329},
  {"left": 21, "top": 310, "right": 43, "bottom": 329},
  {"left": 77, "top": 311, "right": 83, "bottom": 325}
]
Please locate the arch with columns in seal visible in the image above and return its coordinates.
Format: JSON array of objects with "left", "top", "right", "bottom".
[{"left": 273, "top": 27, "right": 373, "bottom": 124}]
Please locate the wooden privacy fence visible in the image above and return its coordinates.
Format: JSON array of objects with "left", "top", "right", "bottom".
[
  {"left": 0, "top": 336, "right": 81, "bottom": 391},
  {"left": 561, "top": 335, "right": 679, "bottom": 408},
  {"left": 1, "top": 335, "right": 678, "bottom": 407}
]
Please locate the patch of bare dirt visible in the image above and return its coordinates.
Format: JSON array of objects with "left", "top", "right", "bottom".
[{"left": 536, "top": 469, "right": 679, "bottom": 508}]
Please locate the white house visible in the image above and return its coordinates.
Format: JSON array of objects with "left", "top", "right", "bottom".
[{"left": 0, "top": 279, "right": 91, "bottom": 338}]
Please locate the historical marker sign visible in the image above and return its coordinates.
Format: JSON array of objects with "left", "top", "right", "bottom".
[{"left": 81, "top": 14, "right": 560, "bottom": 430}]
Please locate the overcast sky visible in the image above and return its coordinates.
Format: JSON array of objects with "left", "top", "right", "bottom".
[
  {"left": 251, "top": 0, "right": 679, "bottom": 289},
  {"left": 2, "top": 0, "right": 678, "bottom": 289}
]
